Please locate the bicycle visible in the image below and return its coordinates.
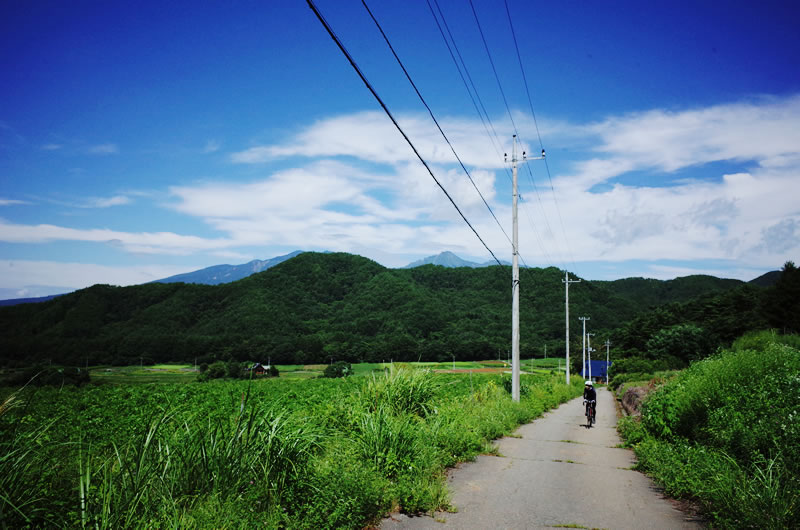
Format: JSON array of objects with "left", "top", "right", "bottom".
[{"left": 584, "top": 399, "right": 596, "bottom": 428}]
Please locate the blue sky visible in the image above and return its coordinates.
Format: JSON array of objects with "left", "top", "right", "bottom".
[{"left": 1, "top": 0, "right": 799, "bottom": 298}]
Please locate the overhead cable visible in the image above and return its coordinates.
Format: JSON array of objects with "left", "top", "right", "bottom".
[
  {"left": 307, "top": 0, "right": 503, "bottom": 267},
  {"left": 361, "top": 0, "right": 512, "bottom": 249},
  {"left": 470, "top": 0, "right": 565, "bottom": 271},
  {"left": 427, "top": 0, "right": 512, "bottom": 185},
  {"left": 503, "top": 0, "right": 578, "bottom": 272}
]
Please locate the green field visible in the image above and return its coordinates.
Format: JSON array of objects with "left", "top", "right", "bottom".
[
  {"left": 85, "top": 358, "right": 566, "bottom": 384},
  {"left": 90, "top": 363, "right": 199, "bottom": 384},
  {"left": 1, "top": 368, "right": 583, "bottom": 528}
]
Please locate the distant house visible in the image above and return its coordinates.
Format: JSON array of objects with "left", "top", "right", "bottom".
[
  {"left": 249, "top": 362, "right": 270, "bottom": 376},
  {"left": 582, "top": 360, "right": 613, "bottom": 382}
]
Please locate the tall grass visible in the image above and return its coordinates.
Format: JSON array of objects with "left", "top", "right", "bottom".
[
  {"left": 1, "top": 369, "right": 582, "bottom": 528},
  {"left": 358, "top": 366, "right": 439, "bottom": 416},
  {"left": 621, "top": 335, "right": 800, "bottom": 528},
  {"left": 76, "top": 397, "right": 321, "bottom": 527}
]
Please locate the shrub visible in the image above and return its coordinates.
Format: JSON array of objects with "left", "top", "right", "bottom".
[
  {"left": 624, "top": 337, "right": 800, "bottom": 527},
  {"left": 323, "top": 361, "right": 352, "bottom": 378}
]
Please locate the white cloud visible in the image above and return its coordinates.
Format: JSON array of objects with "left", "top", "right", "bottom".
[
  {"left": 562, "top": 95, "right": 800, "bottom": 185},
  {"left": 0, "top": 221, "right": 235, "bottom": 255},
  {"left": 88, "top": 143, "right": 119, "bottom": 155},
  {"left": 0, "top": 259, "right": 192, "bottom": 291},
  {"left": 203, "top": 140, "right": 221, "bottom": 153},
  {"left": 0, "top": 198, "right": 30, "bottom": 206},
  {"left": 231, "top": 111, "right": 510, "bottom": 168},
  {"left": 186, "top": 95, "right": 798, "bottom": 276},
  {"left": 41, "top": 143, "right": 63, "bottom": 151},
  {"left": 3, "top": 94, "right": 797, "bottom": 290},
  {"left": 86, "top": 195, "right": 131, "bottom": 208}
]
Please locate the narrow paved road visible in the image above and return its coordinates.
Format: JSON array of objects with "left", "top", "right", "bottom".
[{"left": 381, "top": 387, "right": 701, "bottom": 529}]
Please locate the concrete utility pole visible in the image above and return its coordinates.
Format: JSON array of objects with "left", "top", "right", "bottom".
[
  {"left": 505, "top": 136, "right": 543, "bottom": 402},
  {"left": 510, "top": 135, "right": 522, "bottom": 402},
  {"left": 587, "top": 333, "right": 594, "bottom": 380},
  {"left": 606, "top": 340, "right": 611, "bottom": 384},
  {"left": 564, "top": 272, "right": 581, "bottom": 385},
  {"left": 579, "top": 317, "right": 589, "bottom": 378}
]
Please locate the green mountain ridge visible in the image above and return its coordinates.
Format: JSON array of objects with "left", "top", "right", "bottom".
[{"left": 0, "top": 252, "right": 793, "bottom": 368}]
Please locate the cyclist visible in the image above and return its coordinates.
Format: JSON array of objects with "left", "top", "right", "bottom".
[{"left": 583, "top": 380, "right": 597, "bottom": 424}]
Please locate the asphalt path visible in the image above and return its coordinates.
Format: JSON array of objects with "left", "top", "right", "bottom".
[{"left": 381, "top": 387, "right": 702, "bottom": 530}]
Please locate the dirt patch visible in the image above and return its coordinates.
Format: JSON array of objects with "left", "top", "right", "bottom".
[{"left": 621, "top": 386, "right": 648, "bottom": 416}]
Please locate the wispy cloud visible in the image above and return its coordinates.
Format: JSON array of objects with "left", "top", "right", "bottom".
[
  {"left": 85, "top": 195, "right": 131, "bottom": 208},
  {"left": 88, "top": 143, "right": 119, "bottom": 155},
  {"left": 0, "top": 259, "right": 192, "bottom": 292},
  {"left": 41, "top": 143, "right": 63, "bottom": 151},
  {"left": 0, "top": 198, "right": 31, "bottom": 206},
  {"left": 0, "top": 221, "right": 235, "bottom": 255},
  {"left": 561, "top": 94, "right": 800, "bottom": 187},
  {"left": 203, "top": 140, "right": 221, "bottom": 153},
  {"left": 230, "top": 111, "right": 508, "bottom": 168}
]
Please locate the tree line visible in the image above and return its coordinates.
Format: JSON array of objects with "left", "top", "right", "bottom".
[{"left": 0, "top": 252, "right": 794, "bottom": 369}]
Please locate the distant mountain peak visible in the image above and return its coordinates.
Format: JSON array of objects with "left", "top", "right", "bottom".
[
  {"left": 403, "top": 251, "right": 506, "bottom": 269},
  {"left": 152, "top": 250, "right": 304, "bottom": 285}
]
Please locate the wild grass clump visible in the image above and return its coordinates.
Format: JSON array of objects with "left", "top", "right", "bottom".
[
  {"left": 622, "top": 337, "right": 800, "bottom": 527},
  {"left": 77, "top": 398, "right": 321, "bottom": 528},
  {"left": 1, "top": 369, "right": 582, "bottom": 528},
  {"left": 358, "top": 366, "right": 439, "bottom": 416}
]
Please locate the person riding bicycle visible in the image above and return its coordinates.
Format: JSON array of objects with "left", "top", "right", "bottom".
[{"left": 583, "top": 380, "right": 597, "bottom": 423}]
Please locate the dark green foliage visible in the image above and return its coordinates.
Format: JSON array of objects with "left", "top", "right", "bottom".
[
  {"left": 323, "top": 361, "right": 352, "bottom": 378},
  {"left": 0, "top": 252, "right": 762, "bottom": 368},
  {"left": 0, "top": 365, "right": 90, "bottom": 387},
  {"left": 645, "top": 323, "right": 711, "bottom": 363},
  {"left": 226, "top": 360, "right": 243, "bottom": 378},
  {"left": 610, "top": 283, "right": 771, "bottom": 359},
  {"left": 763, "top": 261, "right": 800, "bottom": 333},
  {"left": 620, "top": 336, "right": 800, "bottom": 527},
  {"left": 198, "top": 360, "right": 226, "bottom": 381}
]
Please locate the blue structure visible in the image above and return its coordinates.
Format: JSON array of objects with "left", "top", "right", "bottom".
[{"left": 582, "top": 360, "right": 613, "bottom": 382}]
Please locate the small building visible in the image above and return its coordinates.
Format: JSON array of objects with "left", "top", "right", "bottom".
[
  {"left": 248, "top": 362, "right": 270, "bottom": 376},
  {"left": 582, "top": 360, "right": 612, "bottom": 383}
]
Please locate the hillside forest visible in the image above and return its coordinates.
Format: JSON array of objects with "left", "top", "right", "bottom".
[{"left": 0, "top": 253, "right": 797, "bottom": 370}]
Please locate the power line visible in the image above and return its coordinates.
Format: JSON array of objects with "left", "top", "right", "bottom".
[
  {"left": 503, "top": 0, "right": 577, "bottom": 273},
  {"left": 426, "top": 0, "right": 505, "bottom": 179},
  {"left": 427, "top": 0, "right": 513, "bottom": 186},
  {"left": 468, "top": 0, "right": 518, "bottom": 135},
  {"left": 361, "top": 0, "right": 512, "bottom": 250},
  {"left": 467, "top": 0, "right": 561, "bottom": 270},
  {"left": 306, "top": 0, "right": 503, "bottom": 267}
]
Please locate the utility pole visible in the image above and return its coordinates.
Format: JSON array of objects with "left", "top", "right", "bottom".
[
  {"left": 564, "top": 272, "right": 581, "bottom": 385},
  {"left": 504, "top": 137, "right": 544, "bottom": 402},
  {"left": 579, "top": 317, "right": 590, "bottom": 379},
  {"left": 544, "top": 344, "right": 547, "bottom": 359},
  {"left": 587, "top": 333, "right": 594, "bottom": 380},
  {"left": 510, "top": 135, "right": 522, "bottom": 402},
  {"left": 605, "top": 340, "right": 611, "bottom": 384}
]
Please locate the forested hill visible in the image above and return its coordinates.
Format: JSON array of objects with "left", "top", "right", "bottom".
[{"left": 0, "top": 252, "right": 773, "bottom": 368}]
